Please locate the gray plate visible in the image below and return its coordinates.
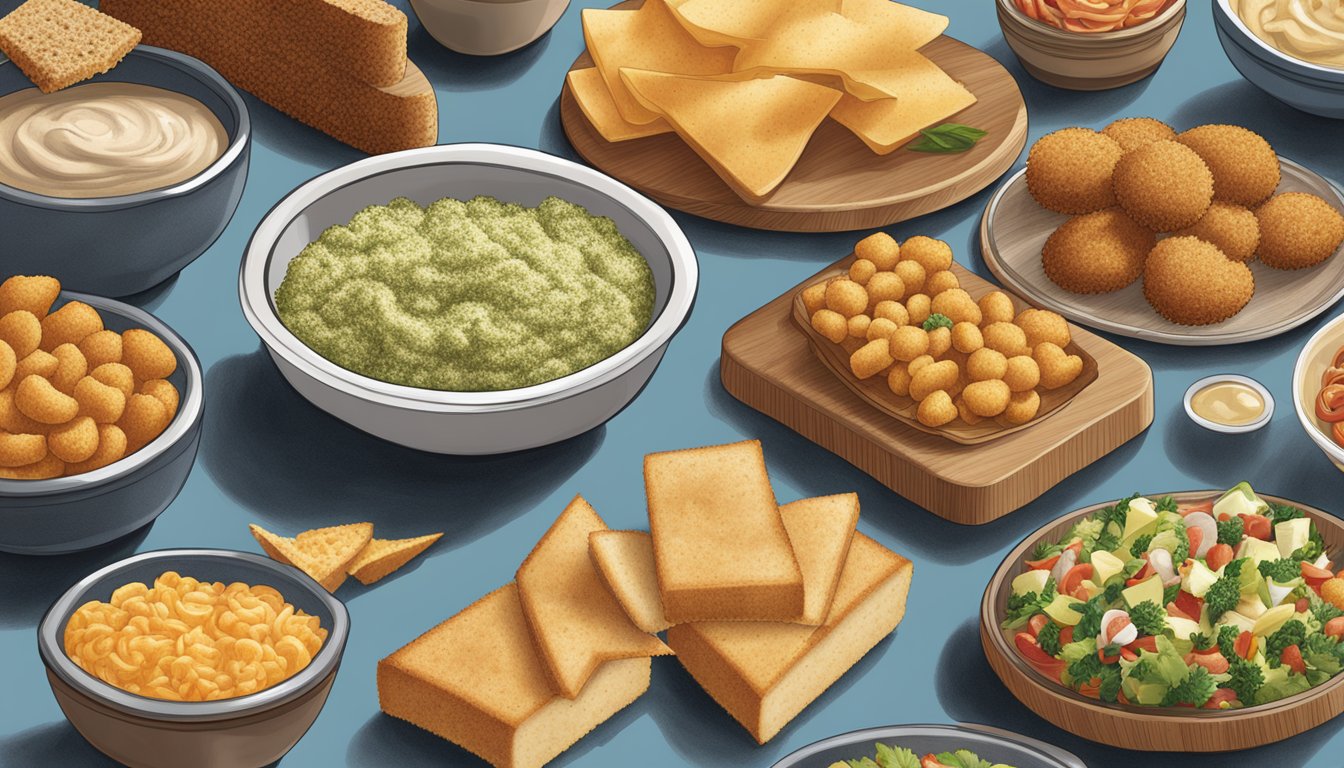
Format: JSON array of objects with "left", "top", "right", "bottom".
[{"left": 771, "top": 723, "right": 1087, "bottom": 768}]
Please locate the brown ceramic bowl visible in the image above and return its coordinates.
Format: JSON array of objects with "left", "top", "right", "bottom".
[
  {"left": 981, "top": 490, "right": 1344, "bottom": 751},
  {"left": 37, "top": 549, "right": 349, "bottom": 768},
  {"left": 996, "top": 0, "right": 1186, "bottom": 90}
]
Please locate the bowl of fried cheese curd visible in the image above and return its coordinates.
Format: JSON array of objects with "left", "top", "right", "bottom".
[
  {"left": 0, "top": 276, "right": 203, "bottom": 555},
  {"left": 38, "top": 549, "right": 349, "bottom": 768}
]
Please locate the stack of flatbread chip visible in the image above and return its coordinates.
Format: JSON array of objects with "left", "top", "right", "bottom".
[
  {"left": 250, "top": 522, "right": 441, "bottom": 592},
  {"left": 568, "top": 0, "right": 977, "bottom": 204}
]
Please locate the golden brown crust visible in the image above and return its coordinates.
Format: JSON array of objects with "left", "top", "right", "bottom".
[
  {"left": 1255, "top": 192, "right": 1344, "bottom": 270},
  {"left": 1143, "top": 236, "right": 1254, "bottom": 325},
  {"left": 1113, "top": 140, "right": 1214, "bottom": 232},
  {"left": 0, "top": 0, "right": 141, "bottom": 93},
  {"left": 1177, "top": 124, "right": 1280, "bottom": 208},
  {"left": 1025, "top": 128, "right": 1123, "bottom": 215},
  {"left": 1042, "top": 208, "right": 1154, "bottom": 294}
]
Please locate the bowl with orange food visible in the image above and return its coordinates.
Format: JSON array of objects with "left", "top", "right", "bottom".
[
  {"left": 37, "top": 548, "right": 350, "bottom": 768},
  {"left": 1294, "top": 312, "right": 1344, "bottom": 472},
  {"left": 996, "top": 0, "right": 1187, "bottom": 90}
]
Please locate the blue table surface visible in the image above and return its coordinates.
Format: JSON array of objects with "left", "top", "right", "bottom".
[{"left": 4, "top": 2, "right": 1344, "bottom": 767}]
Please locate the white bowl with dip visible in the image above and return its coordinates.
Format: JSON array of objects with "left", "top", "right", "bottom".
[
  {"left": 0, "top": 45, "right": 249, "bottom": 297},
  {"left": 410, "top": 0, "right": 570, "bottom": 56},
  {"left": 1183, "top": 374, "right": 1273, "bottom": 434},
  {"left": 1294, "top": 312, "right": 1344, "bottom": 472},
  {"left": 239, "top": 143, "right": 698, "bottom": 455},
  {"left": 1214, "top": 0, "right": 1344, "bottom": 118}
]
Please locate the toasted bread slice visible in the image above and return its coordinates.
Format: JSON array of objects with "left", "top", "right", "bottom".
[
  {"left": 378, "top": 583, "right": 652, "bottom": 768},
  {"left": 517, "top": 497, "right": 670, "bottom": 699},
  {"left": 249, "top": 522, "right": 373, "bottom": 592},
  {"left": 588, "top": 530, "right": 671, "bottom": 634},
  {"left": 666, "top": 533, "right": 912, "bottom": 744},
  {"left": 347, "top": 532, "right": 442, "bottom": 585},
  {"left": 0, "top": 0, "right": 141, "bottom": 93},
  {"left": 645, "top": 440, "right": 803, "bottom": 623},
  {"left": 278, "top": 0, "right": 407, "bottom": 87},
  {"left": 99, "top": 0, "right": 436, "bottom": 154},
  {"left": 779, "top": 494, "right": 860, "bottom": 625}
]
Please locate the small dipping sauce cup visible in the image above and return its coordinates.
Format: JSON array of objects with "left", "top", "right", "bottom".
[{"left": 1184, "top": 374, "right": 1273, "bottom": 434}]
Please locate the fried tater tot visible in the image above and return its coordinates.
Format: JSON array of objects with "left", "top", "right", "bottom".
[
  {"left": 825, "top": 279, "right": 869, "bottom": 318},
  {"left": 951, "top": 322, "right": 984, "bottom": 354},
  {"left": 140, "top": 380, "right": 180, "bottom": 420},
  {"left": 909, "top": 360, "right": 960, "bottom": 402},
  {"left": 119, "top": 394, "right": 170, "bottom": 453},
  {"left": 0, "top": 340, "right": 13, "bottom": 390},
  {"left": 15, "top": 375, "right": 79, "bottom": 425},
  {"left": 855, "top": 232, "right": 900, "bottom": 270},
  {"left": 50, "top": 343, "right": 88, "bottom": 394},
  {"left": 893, "top": 261, "right": 927, "bottom": 295},
  {"left": 865, "top": 272, "right": 906, "bottom": 306},
  {"left": 13, "top": 349, "right": 57, "bottom": 382},
  {"left": 927, "top": 326, "right": 952, "bottom": 358},
  {"left": 867, "top": 318, "right": 900, "bottom": 342},
  {"left": 1036, "top": 342, "right": 1085, "bottom": 389},
  {"left": 963, "top": 379, "right": 1012, "bottom": 418},
  {"left": 1003, "top": 356, "right": 1042, "bottom": 393},
  {"left": 65, "top": 424, "right": 127, "bottom": 475},
  {"left": 811, "top": 309, "right": 848, "bottom": 344},
  {"left": 847, "top": 314, "right": 872, "bottom": 339},
  {"left": 849, "top": 259, "right": 877, "bottom": 285},
  {"left": 0, "top": 310, "right": 41, "bottom": 359},
  {"left": 0, "top": 431, "right": 47, "bottom": 467},
  {"left": 873, "top": 300, "right": 909, "bottom": 327},
  {"left": 1001, "top": 390, "right": 1042, "bottom": 425},
  {"left": 850, "top": 339, "right": 894, "bottom": 380},
  {"left": 120, "top": 329, "right": 177, "bottom": 381},
  {"left": 906, "top": 294, "right": 932, "bottom": 327},
  {"left": 967, "top": 348, "right": 1009, "bottom": 382},
  {"left": 899, "top": 236, "right": 954, "bottom": 273},
  {"left": 48, "top": 416, "right": 99, "bottom": 464},
  {"left": 74, "top": 376, "right": 127, "bottom": 424},
  {"left": 40, "top": 301, "right": 103, "bottom": 352},
  {"left": 978, "top": 291, "right": 1017, "bottom": 325},
  {"left": 956, "top": 396, "right": 984, "bottom": 426},
  {"left": 0, "top": 276, "right": 61, "bottom": 319},
  {"left": 0, "top": 453, "right": 63, "bottom": 479},
  {"left": 78, "top": 330, "right": 123, "bottom": 369},
  {"left": 931, "top": 289, "right": 982, "bottom": 326},
  {"left": 983, "top": 322, "right": 1031, "bottom": 357},
  {"left": 888, "top": 325, "right": 930, "bottom": 362},
  {"left": 907, "top": 354, "right": 936, "bottom": 376},
  {"left": 917, "top": 390, "right": 957, "bottom": 427},
  {"left": 887, "top": 366, "right": 913, "bottom": 397},
  {"left": 1015, "top": 308, "right": 1072, "bottom": 349},
  {"left": 924, "top": 270, "right": 960, "bottom": 297},
  {"left": 0, "top": 389, "right": 49, "bottom": 435}
]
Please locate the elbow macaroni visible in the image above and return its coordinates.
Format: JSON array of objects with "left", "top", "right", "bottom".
[{"left": 64, "top": 571, "right": 327, "bottom": 702}]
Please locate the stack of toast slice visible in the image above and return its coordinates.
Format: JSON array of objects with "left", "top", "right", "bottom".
[
  {"left": 99, "top": 0, "right": 437, "bottom": 154},
  {"left": 377, "top": 440, "right": 914, "bottom": 767}
]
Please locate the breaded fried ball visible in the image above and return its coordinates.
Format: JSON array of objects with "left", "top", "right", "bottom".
[
  {"left": 931, "top": 289, "right": 982, "bottom": 326},
  {"left": 1143, "top": 236, "right": 1254, "bottom": 325},
  {"left": 1015, "top": 309, "right": 1071, "bottom": 349},
  {"left": 1113, "top": 140, "right": 1214, "bottom": 231},
  {"left": 967, "top": 348, "right": 1009, "bottom": 382},
  {"left": 1255, "top": 192, "right": 1344, "bottom": 270},
  {"left": 917, "top": 391, "right": 957, "bottom": 427},
  {"left": 1002, "top": 390, "right": 1042, "bottom": 426},
  {"left": 1174, "top": 202, "right": 1260, "bottom": 263},
  {"left": 849, "top": 259, "right": 877, "bottom": 285},
  {"left": 893, "top": 261, "right": 927, "bottom": 295},
  {"left": 1042, "top": 208, "right": 1154, "bottom": 294},
  {"left": 1177, "top": 124, "right": 1280, "bottom": 207},
  {"left": 978, "top": 291, "right": 1016, "bottom": 325},
  {"left": 925, "top": 270, "right": 960, "bottom": 297},
  {"left": 1102, "top": 117, "right": 1176, "bottom": 153},
  {"left": 1026, "top": 128, "right": 1124, "bottom": 215},
  {"left": 825, "top": 279, "right": 869, "bottom": 318},
  {"left": 855, "top": 232, "right": 900, "bottom": 270},
  {"left": 900, "top": 236, "right": 954, "bottom": 273},
  {"left": 874, "top": 300, "right": 909, "bottom": 326}
]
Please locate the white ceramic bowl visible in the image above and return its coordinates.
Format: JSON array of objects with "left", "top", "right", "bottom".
[
  {"left": 1213, "top": 0, "right": 1344, "bottom": 118},
  {"left": 410, "top": 0, "right": 570, "bottom": 56},
  {"left": 239, "top": 143, "right": 697, "bottom": 455},
  {"left": 1294, "top": 312, "right": 1344, "bottom": 471},
  {"left": 1182, "top": 374, "right": 1273, "bottom": 434}
]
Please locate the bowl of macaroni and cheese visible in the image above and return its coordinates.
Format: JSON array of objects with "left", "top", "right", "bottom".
[
  {"left": 1214, "top": 0, "right": 1344, "bottom": 118},
  {"left": 239, "top": 143, "right": 698, "bottom": 455},
  {"left": 37, "top": 549, "right": 350, "bottom": 768},
  {"left": 0, "top": 45, "right": 250, "bottom": 297}
]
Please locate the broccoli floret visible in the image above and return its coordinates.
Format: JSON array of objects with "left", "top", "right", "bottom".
[
  {"left": 922, "top": 313, "right": 953, "bottom": 331},
  {"left": 1156, "top": 496, "right": 1179, "bottom": 513},
  {"left": 1003, "top": 579, "right": 1057, "bottom": 630},
  {"left": 1098, "top": 664, "right": 1124, "bottom": 703},
  {"left": 1036, "top": 620, "right": 1063, "bottom": 656},
  {"left": 1266, "top": 620, "right": 1308, "bottom": 660},
  {"left": 1072, "top": 582, "right": 1124, "bottom": 639},
  {"left": 1205, "top": 574, "right": 1242, "bottom": 623},
  {"left": 1094, "top": 496, "right": 1135, "bottom": 530},
  {"left": 1313, "top": 595, "right": 1344, "bottom": 626},
  {"left": 1258, "top": 559, "right": 1301, "bottom": 583},
  {"left": 1269, "top": 503, "right": 1306, "bottom": 527},
  {"left": 1291, "top": 523, "right": 1326, "bottom": 562},
  {"left": 1217, "top": 624, "right": 1242, "bottom": 659},
  {"left": 1030, "top": 540, "right": 1063, "bottom": 561},
  {"left": 1130, "top": 533, "right": 1154, "bottom": 558},
  {"left": 1161, "top": 666, "right": 1217, "bottom": 708},
  {"left": 1227, "top": 658, "right": 1265, "bottom": 703},
  {"left": 1216, "top": 516, "right": 1245, "bottom": 546},
  {"left": 1066, "top": 648, "right": 1104, "bottom": 687},
  {"left": 1129, "top": 601, "right": 1167, "bottom": 637}
]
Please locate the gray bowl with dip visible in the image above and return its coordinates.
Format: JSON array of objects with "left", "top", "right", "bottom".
[
  {"left": 0, "top": 45, "right": 249, "bottom": 297},
  {"left": 1214, "top": 0, "right": 1344, "bottom": 119}
]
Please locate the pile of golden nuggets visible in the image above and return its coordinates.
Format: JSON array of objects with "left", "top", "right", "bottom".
[
  {"left": 0, "top": 275, "right": 179, "bottom": 479},
  {"left": 570, "top": 0, "right": 976, "bottom": 203},
  {"left": 803, "top": 233, "right": 1084, "bottom": 430},
  {"left": 1027, "top": 117, "right": 1344, "bottom": 326}
]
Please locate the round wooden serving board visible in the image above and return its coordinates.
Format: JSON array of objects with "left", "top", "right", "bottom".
[
  {"left": 980, "top": 159, "right": 1344, "bottom": 346},
  {"left": 560, "top": 1, "right": 1029, "bottom": 232},
  {"left": 981, "top": 491, "right": 1344, "bottom": 752}
]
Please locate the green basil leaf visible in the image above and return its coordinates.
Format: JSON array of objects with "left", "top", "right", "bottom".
[{"left": 908, "top": 123, "right": 989, "bottom": 154}]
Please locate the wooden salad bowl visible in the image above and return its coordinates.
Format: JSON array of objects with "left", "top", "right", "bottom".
[{"left": 980, "top": 491, "right": 1344, "bottom": 752}]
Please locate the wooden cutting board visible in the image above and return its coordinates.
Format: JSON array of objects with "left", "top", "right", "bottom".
[
  {"left": 559, "top": 1, "right": 1029, "bottom": 232},
  {"left": 721, "top": 258, "right": 1156, "bottom": 525}
]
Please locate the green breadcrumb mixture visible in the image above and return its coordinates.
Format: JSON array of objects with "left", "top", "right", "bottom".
[{"left": 275, "top": 195, "right": 655, "bottom": 392}]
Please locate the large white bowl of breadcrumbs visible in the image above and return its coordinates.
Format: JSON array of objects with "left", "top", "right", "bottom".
[{"left": 240, "top": 143, "right": 698, "bottom": 455}]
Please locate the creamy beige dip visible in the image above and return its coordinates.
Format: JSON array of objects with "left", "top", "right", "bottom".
[
  {"left": 1235, "top": 0, "right": 1344, "bottom": 69},
  {"left": 0, "top": 82, "right": 228, "bottom": 198}
]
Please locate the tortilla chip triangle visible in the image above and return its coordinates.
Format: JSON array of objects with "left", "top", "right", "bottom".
[
  {"left": 668, "top": 0, "right": 842, "bottom": 48},
  {"left": 249, "top": 522, "right": 373, "bottom": 593},
  {"left": 568, "top": 66, "right": 672, "bottom": 143},
  {"left": 778, "top": 494, "right": 860, "bottom": 625},
  {"left": 516, "top": 496, "right": 671, "bottom": 699},
  {"left": 347, "top": 533, "right": 444, "bottom": 586},
  {"left": 621, "top": 70, "right": 841, "bottom": 203},
  {"left": 582, "top": 0, "right": 736, "bottom": 126}
]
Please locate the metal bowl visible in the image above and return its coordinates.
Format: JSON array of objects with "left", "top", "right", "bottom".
[
  {"left": 410, "top": 0, "right": 570, "bottom": 56},
  {"left": 0, "top": 45, "right": 250, "bottom": 297},
  {"left": 770, "top": 723, "right": 1085, "bottom": 768},
  {"left": 239, "top": 142, "right": 698, "bottom": 455},
  {"left": 1213, "top": 0, "right": 1344, "bottom": 118},
  {"left": 0, "top": 292, "right": 203, "bottom": 555},
  {"left": 38, "top": 549, "right": 349, "bottom": 768}
]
